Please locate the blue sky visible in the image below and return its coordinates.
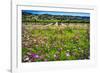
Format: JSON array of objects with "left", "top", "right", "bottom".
[{"left": 22, "top": 10, "right": 90, "bottom": 17}]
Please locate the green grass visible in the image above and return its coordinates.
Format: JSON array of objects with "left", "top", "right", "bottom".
[{"left": 22, "top": 24, "right": 90, "bottom": 62}]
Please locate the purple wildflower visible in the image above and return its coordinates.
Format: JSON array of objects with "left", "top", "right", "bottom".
[{"left": 31, "top": 53, "right": 39, "bottom": 58}]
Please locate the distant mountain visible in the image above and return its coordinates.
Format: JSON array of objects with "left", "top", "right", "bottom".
[{"left": 22, "top": 11, "right": 90, "bottom": 23}]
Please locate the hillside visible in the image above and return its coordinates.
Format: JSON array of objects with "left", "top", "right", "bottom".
[{"left": 22, "top": 11, "right": 90, "bottom": 23}]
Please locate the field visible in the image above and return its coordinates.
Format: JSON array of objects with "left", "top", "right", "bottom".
[{"left": 22, "top": 22, "right": 90, "bottom": 62}]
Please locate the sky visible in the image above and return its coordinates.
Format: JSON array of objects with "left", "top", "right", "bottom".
[{"left": 22, "top": 10, "right": 90, "bottom": 17}]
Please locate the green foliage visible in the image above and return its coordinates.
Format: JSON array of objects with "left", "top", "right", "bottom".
[{"left": 22, "top": 48, "right": 29, "bottom": 56}]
